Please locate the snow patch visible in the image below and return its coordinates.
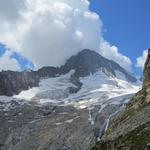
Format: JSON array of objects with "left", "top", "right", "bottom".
[
  {"left": 13, "top": 70, "right": 75, "bottom": 102},
  {"left": 12, "top": 70, "right": 140, "bottom": 110}
]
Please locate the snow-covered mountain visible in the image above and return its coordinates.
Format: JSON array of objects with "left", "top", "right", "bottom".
[
  {"left": 0, "top": 49, "right": 137, "bottom": 96},
  {"left": 0, "top": 49, "right": 141, "bottom": 150},
  {"left": 60, "top": 49, "right": 137, "bottom": 82},
  {"left": 13, "top": 69, "right": 140, "bottom": 107},
  {"left": 0, "top": 49, "right": 140, "bottom": 109}
]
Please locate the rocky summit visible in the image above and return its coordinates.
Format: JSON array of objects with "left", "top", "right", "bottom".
[
  {"left": 60, "top": 49, "right": 137, "bottom": 82},
  {"left": 0, "top": 49, "right": 140, "bottom": 150},
  {"left": 92, "top": 49, "right": 150, "bottom": 150}
]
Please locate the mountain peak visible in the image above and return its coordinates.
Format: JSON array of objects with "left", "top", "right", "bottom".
[
  {"left": 0, "top": 49, "right": 137, "bottom": 96},
  {"left": 61, "top": 49, "right": 137, "bottom": 82}
]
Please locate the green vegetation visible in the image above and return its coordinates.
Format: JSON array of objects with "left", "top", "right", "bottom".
[
  {"left": 103, "top": 87, "right": 150, "bottom": 139},
  {"left": 92, "top": 121, "right": 150, "bottom": 150}
]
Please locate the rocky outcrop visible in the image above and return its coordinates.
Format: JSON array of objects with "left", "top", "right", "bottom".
[
  {"left": 36, "top": 66, "right": 60, "bottom": 78},
  {"left": 92, "top": 49, "right": 150, "bottom": 150},
  {"left": 0, "top": 66, "right": 61, "bottom": 96},
  {"left": 0, "top": 49, "right": 137, "bottom": 96},
  {"left": 0, "top": 71, "right": 40, "bottom": 96},
  {"left": 143, "top": 49, "right": 150, "bottom": 88}
]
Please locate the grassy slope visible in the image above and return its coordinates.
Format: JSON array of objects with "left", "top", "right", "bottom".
[
  {"left": 92, "top": 121, "right": 150, "bottom": 150},
  {"left": 91, "top": 87, "right": 150, "bottom": 150}
]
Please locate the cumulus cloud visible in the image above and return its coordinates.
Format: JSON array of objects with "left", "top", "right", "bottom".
[
  {"left": 136, "top": 50, "right": 148, "bottom": 69},
  {"left": 0, "top": 50, "right": 20, "bottom": 71},
  {"left": 0, "top": 0, "right": 24, "bottom": 22},
  {"left": 0, "top": 0, "right": 102, "bottom": 68},
  {"left": 0, "top": 0, "right": 132, "bottom": 71},
  {"left": 100, "top": 40, "right": 132, "bottom": 70}
]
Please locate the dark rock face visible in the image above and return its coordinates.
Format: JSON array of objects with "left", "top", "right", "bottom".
[
  {"left": 0, "top": 49, "right": 136, "bottom": 96},
  {"left": 36, "top": 66, "right": 60, "bottom": 78},
  {"left": 60, "top": 49, "right": 137, "bottom": 82},
  {"left": 143, "top": 49, "right": 150, "bottom": 88},
  {"left": 0, "top": 67, "right": 61, "bottom": 96},
  {"left": 0, "top": 71, "right": 40, "bottom": 96}
]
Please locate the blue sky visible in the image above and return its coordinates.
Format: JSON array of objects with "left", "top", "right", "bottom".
[
  {"left": 0, "top": 43, "right": 34, "bottom": 70},
  {"left": 90, "top": 0, "right": 150, "bottom": 75},
  {"left": 0, "top": 0, "right": 149, "bottom": 76}
]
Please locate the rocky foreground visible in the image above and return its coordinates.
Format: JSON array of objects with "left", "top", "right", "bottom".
[{"left": 0, "top": 96, "right": 131, "bottom": 150}]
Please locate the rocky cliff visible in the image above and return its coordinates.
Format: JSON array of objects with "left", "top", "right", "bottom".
[
  {"left": 92, "top": 49, "right": 150, "bottom": 150},
  {"left": 0, "top": 71, "right": 40, "bottom": 96}
]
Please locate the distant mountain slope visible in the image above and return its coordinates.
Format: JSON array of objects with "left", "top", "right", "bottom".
[
  {"left": 0, "top": 49, "right": 137, "bottom": 96},
  {"left": 92, "top": 49, "right": 150, "bottom": 150}
]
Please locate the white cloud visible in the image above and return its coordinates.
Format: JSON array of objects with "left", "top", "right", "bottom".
[
  {"left": 100, "top": 40, "right": 132, "bottom": 70},
  {"left": 0, "top": 0, "right": 132, "bottom": 71},
  {"left": 0, "top": 0, "right": 25, "bottom": 22},
  {"left": 0, "top": 0, "right": 102, "bottom": 68},
  {"left": 136, "top": 50, "right": 148, "bottom": 69},
  {"left": 0, "top": 51, "right": 20, "bottom": 71}
]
